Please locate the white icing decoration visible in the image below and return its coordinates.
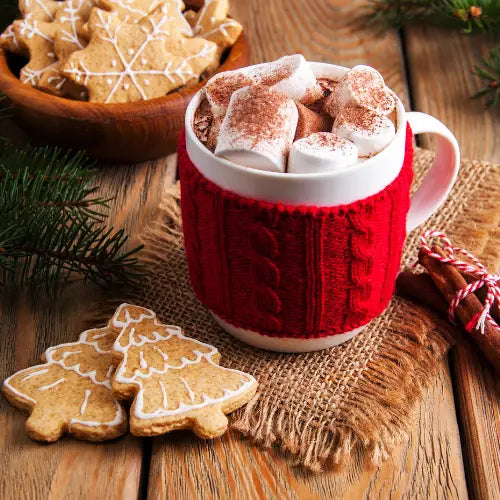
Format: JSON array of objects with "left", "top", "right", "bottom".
[
  {"left": 111, "top": 303, "right": 257, "bottom": 420},
  {"left": 105, "top": 0, "right": 156, "bottom": 18},
  {"left": 38, "top": 378, "right": 65, "bottom": 391},
  {"left": 0, "top": 25, "right": 19, "bottom": 48},
  {"left": 80, "top": 389, "right": 91, "bottom": 415},
  {"left": 201, "top": 20, "right": 236, "bottom": 40},
  {"left": 179, "top": 377, "right": 195, "bottom": 402},
  {"left": 159, "top": 380, "right": 168, "bottom": 409},
  {"left": 62, "top": 350, "right": 81, "bottom": 359},
  {"left": 64, "top": 10, "right": 215, "bottom": 103},
  {"left": 69, "top": 400, "right": 124, "bottom": 429},
  {"left": 16, "top": 18, "right": 61, "bottom": 88},
  {"left": 3, "top": 326, "right": 126, "bottom": 431},
  {"left": 21, "top": 0, "right": 55, "bottom": 21},
  {"left": 58, "top": 0, "right": 89, "bottom": 52},
  {"left": 139, "top": 351, "right": 147, "bottom": 369},
  {"left": 21, "top": 368, "right": 49, "bottom": 382}
]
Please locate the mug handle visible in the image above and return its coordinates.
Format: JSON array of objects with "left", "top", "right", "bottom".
[{"left": 405, "top": 112, "right": 460, "bottom": 232}]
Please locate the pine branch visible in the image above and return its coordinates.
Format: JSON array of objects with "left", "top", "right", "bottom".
[
  {"left": 473, "top": 46, "right": 500, "bottom": 107},
  {"left": 0, "top": 142, "right": 144, "bottom": 290},
  {"left": 368, "top": 0, "right": 500, "bottom": 33}
]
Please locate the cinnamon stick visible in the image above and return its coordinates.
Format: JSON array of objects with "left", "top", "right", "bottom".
[
  {"left": 419, "top": 245, "right": 500, "bottom": 373},
  {"left": 396, "top": 271, "right": 500, "bottom": 325},
  {"left": 396, "top": 271, "right": 448, "bottom": 316}
]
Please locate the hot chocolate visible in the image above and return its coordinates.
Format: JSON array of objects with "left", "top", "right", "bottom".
[{"left": 192, "top": 55, "right": 397, "bottom": 173}]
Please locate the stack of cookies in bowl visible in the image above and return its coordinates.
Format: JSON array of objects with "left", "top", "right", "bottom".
[
  {"left": 0, "top": 0, "right": 248, "bottom": 161},
  {"left": 0, "top": 0, "right": 243, "bottom": 103}
]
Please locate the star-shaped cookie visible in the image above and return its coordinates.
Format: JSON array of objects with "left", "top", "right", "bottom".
[
  {"left": 63, "top": 8, "right": 216, "bottom": 103},
  {"left": 11, "top": 17, "right": 67, "bottom": 95},
  {"left": 20, "top": 0, "right": 62, "bottom": 22},
  {"left": 53, "top": 0, "right": 98, "bottom": 61}
]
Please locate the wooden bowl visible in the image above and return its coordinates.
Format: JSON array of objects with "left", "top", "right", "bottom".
[{"left": 0, "top": 34, "right": 250, "bottom": 162}]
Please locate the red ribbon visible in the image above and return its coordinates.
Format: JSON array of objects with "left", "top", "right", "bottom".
[{"left": 419, "top": 230, "right": 500, "bottom": 334}]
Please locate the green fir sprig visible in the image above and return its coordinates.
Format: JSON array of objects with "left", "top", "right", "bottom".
[
  {"left": 473, "top": 47, "right": 500, "bottom": 107},
  {"left": 0, "top": 140, "right": 144, "bottom": 290},
  {"left": 368, "top": 0, "right": 500, "bottom": 33}
]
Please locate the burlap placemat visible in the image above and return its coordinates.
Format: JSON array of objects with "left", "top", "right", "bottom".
[{"left": 123, "top": 149, "right": 499, "bottom": 472}]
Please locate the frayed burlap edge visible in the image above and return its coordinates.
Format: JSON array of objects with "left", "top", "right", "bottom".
[{"left": 98, "top": 151, "right": 498, "bottom": 472}]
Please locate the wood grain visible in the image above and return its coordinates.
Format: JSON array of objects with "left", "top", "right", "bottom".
[
  {"left": 405, "top": 25, "right": 500, "bottom": 500},
  {"left": 147, "top": 361, "right": 467, "bottom": 500},
  {"left": 404, "top": 27, "right": 500, "bottom": 162},
  {"left": 1, "top": 1, "right": 498, "bottom": 498},
  {"left": 0, "top": 155, "right": 176, "bottom": 500}
]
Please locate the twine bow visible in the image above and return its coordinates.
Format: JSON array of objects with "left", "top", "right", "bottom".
[{"left": 420, "top": 230, "right": 500, "bottom": 334}]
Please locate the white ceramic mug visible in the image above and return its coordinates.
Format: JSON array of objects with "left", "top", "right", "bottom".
[{"left": 180, "top": 62, "right": 460, "bottom": 352}]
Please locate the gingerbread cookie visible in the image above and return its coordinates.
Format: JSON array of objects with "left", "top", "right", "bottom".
[
  {"left": 2, "top": 326, "right": 127, "bottom": 442},
  {"left": 110, "top": 304, "right": 258, "bottom": 438},
  {"left": 19, "top": 0, "right": 62, "bottom": 22},
  {"left": 185, "top": 0, "right": 242, "bottom": 73},
  {"left": 97, "top": 0, "right": 164, "bottom": 22},
  {"left": 12, "top": 17, "right": 68, "bottom": 95},
  {"left": 63, "top": 8, "right": 216, "bottom": 103},
  {"left": 149, "top": 5, "right": 217, "bottom": 75},
  {"left": 0, "top": 23, "right": 26, "bottom": 55},
  {"left": 53, "top": 0, "right": 98, "bottom": 61}
]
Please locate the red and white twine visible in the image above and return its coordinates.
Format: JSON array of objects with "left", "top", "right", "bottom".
[{"left": 419, "top": 230, "right": 500, "bottom": 334}]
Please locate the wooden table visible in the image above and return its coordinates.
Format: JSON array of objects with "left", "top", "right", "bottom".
[{"left": 1, "top": 1, "right": 499, "bottom": 498}]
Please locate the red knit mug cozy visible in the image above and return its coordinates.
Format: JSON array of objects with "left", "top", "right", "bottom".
[{"left": 178, "top": 126, "right": 414, "bottom": 340}]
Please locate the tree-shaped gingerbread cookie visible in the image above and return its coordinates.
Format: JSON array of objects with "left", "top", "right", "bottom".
[
  {"left": 2, "top": 326, "right": 127, "bottom": 442},
  {"left": 110, "top": 304, "right": 258, "bottom": 438}
]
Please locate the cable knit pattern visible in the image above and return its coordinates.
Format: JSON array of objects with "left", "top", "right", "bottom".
[{"left": 179, "top": 125, "right": 414, "bottom": 339}]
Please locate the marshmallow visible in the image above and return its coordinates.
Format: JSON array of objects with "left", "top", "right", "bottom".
[
  {"left": 332, "top": 107, "right": 395, "bottom": 157},
  {"left": 205, "top": 70, "right": 254, "bottom": 117},
  {"left": 325, "top": 65, "right": 395, "bottom": 117},
  {"left": 288, "top": 132, "right": 358, "bottom": 174},
  {"left": 252, "top": 54, "right": 323, "bottom": 104},
  {"left": 294, "top": 102, "right": 332, "bottom": 141},
  {"left": 215, "top": 85, "right": 298, "bottom": 173}
]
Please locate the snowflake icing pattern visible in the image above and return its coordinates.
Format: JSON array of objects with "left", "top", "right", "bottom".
[{"left": 63, "top": 9, "right": 216, "bottom": 103}]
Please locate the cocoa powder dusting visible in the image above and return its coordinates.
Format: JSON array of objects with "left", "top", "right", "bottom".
[
  {"left": 227, "top": 85, "right": 292, "bottom": 146},
  {"left": 258, "top": 65, "right": 293, "bottom": 87},
  {"left": 300, "top": 132, "right": 349, "bottom": 152},
  {"left": 208, "top": 72, "right": 253, "bottom": 109},
  {"left": 349, "top": 69, "right": 393, "bottom": 114},
  {"left": 337, "top": 106, "right": 382, "bottom": 135}
]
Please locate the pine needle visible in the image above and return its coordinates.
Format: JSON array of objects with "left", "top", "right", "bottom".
[
  {"left": 473, "top": 47, "right": 500, "bottom": 108},
  {"left": 0, "top": 129, "right": 144, "bottom": 290},
  {"left": 367, "top": 0, "right": 500, "bottom": 33}
]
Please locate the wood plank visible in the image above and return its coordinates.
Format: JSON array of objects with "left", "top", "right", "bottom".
[
  {"left": 0, "top": 154, "right": 176, "bottom": 500},
  {"left": 147, "top": 361, "right": 467, "bottom": 500},
  {"left": 147, "top": 1, "right": 468, "bottom": 498},
  {"left": 405, "top": 26, "right": 500, "bottom": 500},
  {"left": 404, "top": 26, "right": 500, "bottom": 162}
]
